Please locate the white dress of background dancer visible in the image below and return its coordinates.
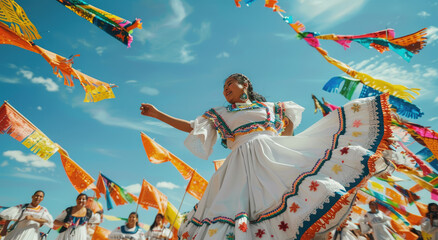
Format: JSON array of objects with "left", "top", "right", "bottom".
[
  {"left": 360, "top": 210, "right": 394, "bottom": 240},
  {"left": 0, "top": 203, "right": 53, "bottom": 240},
  {"left": 109, "top": 225, "right": 146, "bottom": 240},
  {"left": 54, "top": 210, "right": 100, "bottom": 240}
]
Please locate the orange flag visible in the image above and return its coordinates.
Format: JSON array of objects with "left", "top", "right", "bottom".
[
  {"left": 94, "top": 174, "right": 106, "bottom": 199},
  {"left": 390, "top": 220, "right": 418, "bottom": 240},
  {"left": 137, "top": 179, "right": 168, "bottom": 213},
  {"left": 92, "top": 226, "right": 111, "bottom": 240},
  {"left": 0, "top": 102, "right": 36, "bottom": 142},
  {"left": 386, "top": 187, "right": 407, "bottom": 206},
  {"left": 415, "top": 201, "right": 428, "bottom": 217},
  {"left": 423, "top": 136, "right": 438, "bottom": 161},
  {"left": 186, "top": 171, "right": 208, "bottom": 201},
  {"left": 213, "top": 159, "right": 225, "bottom": 171},
  {"left": 60, "top": 151, "right": 95, "bottom": 193},
  {"left": 141, "top": 132, "right": 194, "bottom": 179},
  {"left": 0, "top": 22, "right": 116, "bottom": 103}
]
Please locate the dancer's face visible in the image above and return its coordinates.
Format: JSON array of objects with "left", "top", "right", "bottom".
[
  {"left": 31, "top": 191, "right": 44, "bottom": 206},
  {"left": 128, "top": 213, "right": 138, "bottom": 226},
  {"left": 76, "top": 195, "right": 87, "bottom": 207},
  {"left": 155, "top": 214, "right": 163, "bottom": 226},
  {"left": 223, "top": 77, "right": 248, "bottom": 104}
]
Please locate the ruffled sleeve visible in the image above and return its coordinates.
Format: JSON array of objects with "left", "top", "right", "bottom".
[
  {"left": 109, "top": 227, "right": 125, "bottom": 239},
  {"left": 0, "top": 204, "right": 22, "bottom": 220},
  {"left": 282, "top": 101, "right": 305, "bottom": 129},
  {"left": 55, "top": 210, "right": 67, "bottom": 222},
  {"left": 89, "top": 212, "right": 101, "bottom": 224},
  {"left": 41, "top": 207, "right": 54, "bottom": 228},
  {"left": 184, "top": 115, "right": 217, "bottom": 160}
]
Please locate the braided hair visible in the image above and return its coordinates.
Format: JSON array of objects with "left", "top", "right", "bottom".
[{"left": 227, "top": 73, "right": 266, "bottom": 102}]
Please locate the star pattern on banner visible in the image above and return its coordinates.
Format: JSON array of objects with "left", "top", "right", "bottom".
[
  {"left": 340, "top": 147, "right": 349, "bottom": 155},
  {"left": 289, "top": 202, "right": 300, "bottom": 213},
  {"left": 226, "top": 232, "right": 235, "bottom": 240},
  {"left": 351, "top": 104, "right": 361, "bottom": 113},
  {"left": 332, "top": 164, "right": 343, "bottom": 174},
  {"left": 352, "top": 131, "right": 363, "bottom": 137},
  {"left": 353, "top": 120, "right": 363, "bottom": 128},
  {"left": 309, "top": 181, "right": 320, "bottom": 191},
  {"left": 239, "top": 222, "right": 248, "bottom": 232},
  {"left": 278, "top": 221, "right": 289, "bottom": 231},
  {"left": 208, "top": 228, "right": 218, "bottom": 237},
  {"left": 182, "top": 231, "right": 190, "bottom": 240},
  {"left": 256, "top": 229, "right": 266, "bottom": 238}
]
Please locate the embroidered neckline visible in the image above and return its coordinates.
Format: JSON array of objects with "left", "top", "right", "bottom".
[
  {"left": 226, "top": 101, "right": 262, "bottom": 112},
  {"left": 121, "top": 225, "right": 139, "bottom": 234}
]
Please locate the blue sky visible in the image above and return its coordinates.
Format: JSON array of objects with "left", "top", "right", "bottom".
[{"left": 1, "top": 0, "right": 437, "bottom": 238}]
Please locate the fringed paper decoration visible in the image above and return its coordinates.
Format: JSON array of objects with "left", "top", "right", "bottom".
[
  {"left": 137, "top": 179, "right": 168, "bottom": 214},
  {"left": 55, "top": 0, "right": 142, "bottom": 47},
  {"left": 238, "top": 3, "right": 425, "bottom": 103},
  {"left": 0, "top": 22, "right": 116, "bottom": 102},
  {"left": 0, "top": 0, "right": 41, "bottom": 41},
  {"left": 392, "top": 183, "right": 420, "bottom": 204},
  {"left": 360, "top": 85, "right": 423, "bottom": 119},
  {"left": 322, "top": 76, "right": 360, "bottom": 100},
  {"left": 164, "top": 202, "right": 184, "bottom": 231},
  {"left": 398, "top": 141, "right": 433, "bottom": 176},
  {"left": 59, "top": 150, "right": 95, "bottom": 193},
  {"left": 22, "top": 130, "right": 59, "bottom": 160},
  {"left": 315, "top": 28, "right": 427, "bottom": 62},
  {"left": 390, "top": 220, "right": 419, "bottom": 240},
  {"left": 417, "top": 147, "right": 438, "bottom": 173},
  {"left": 186, "top": 170, "right": 208, "bottom": 201},
  {"left": 0, "top": 102, "right": 59, "bottom": 160}
]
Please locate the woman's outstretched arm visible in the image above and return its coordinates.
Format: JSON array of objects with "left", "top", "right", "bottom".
[{"left": 140, "top": 103, "right": 193, "bottom": 133}]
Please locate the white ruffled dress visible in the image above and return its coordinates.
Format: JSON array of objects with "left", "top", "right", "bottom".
[
  {"left": 55, "top": 210, "right": 100, "bottom": 240},
  {"left": 178, "top": 95, "right": 392, "bottom": 240},
  {"left": 109, "top": 225, "right": 146, "bottom": 240},
  {"left": 0, "top": 204, "right": 53, "bottom": 240}
]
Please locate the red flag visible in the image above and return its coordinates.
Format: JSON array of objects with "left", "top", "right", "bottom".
[
  {"left": 0, "top": 102, "right": 35, "bottom": 141},
  {"left": 137, "top": 179, "right": 168, "bottom": 213}
]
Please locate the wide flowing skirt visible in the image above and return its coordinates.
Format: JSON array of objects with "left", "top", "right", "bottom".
[{"left": 179, "top": 95, "right": 392, "bottom": 240}]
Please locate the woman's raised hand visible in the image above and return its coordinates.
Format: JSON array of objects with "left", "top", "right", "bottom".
[{"left": 140, "top": 103, "right": 159, "bottom": 118}]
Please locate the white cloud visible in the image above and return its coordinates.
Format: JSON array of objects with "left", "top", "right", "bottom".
[
  {"left": 435, "top": 97, "right": 438, "bottom": 103},
  {"left": 216, "top": 52, "right": 230, "bottom": 58},
  {"left": 95, "top": 148, "right": 119, "bottom": 158},
  {"left": 37, "top": 106, "right": 42, "bottom": 111},
  {"left": 0, "top": 76, "right": 20, "bottom": 84},
  {"left": 84, "top": 107, "right": 170, "bottom": 135},
  {"left": 229, "top": 36, "right": 240, "bottom": 45},
  {"left": 12, "top": 173, "right": 56, "bottom": 182},
  {"left": 3, "top": 150, "right": 56, "bottom": 169},
  {"left": 418, "top": 11, "right": 431, "bottom": 17},
  {"left": 157, "top": 181, "right": 180, "bottom": 190},
  {"left": 96, "top": 46, "right": 106, "bottom": 56},
  {"left": 77, "top": 39, "right": 92, "bottom": 48},
  {"left": 15, "top": 167, "right": 32, "bottom": 172},
  {"left": 292, "top": 0, "right": 366, "bottom": 30},
  {"left": 350, "top": 56, "right": 438, "bottom": 98},
  {"left": 125, "top": 183, "right": 142, "bottom": 195},
  {"left": 274, "top": 33, "right": 296, "bottom": 41},
  {"left": 140, "top": 86, "right": 160, "bottom": 96},
  {"left": 126, "top": 80, "right": 138, "bottom": 84},
  {"left": 132, "top": 0, "right": 210, "bottom": 63},
  {"left": 427, "top": 26, "right": 438, "bottom": 45},
  {"left": 0, "top": 161, "right": 8, "bottom": 167},
  {"left": 429, "top": 117, "right": 438, "bottom": 122},
  {"left": 18, "top": 69, "right": 59, "bottom": 92}
]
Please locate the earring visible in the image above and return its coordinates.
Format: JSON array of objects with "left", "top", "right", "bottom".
[{"left": 240, "top": 92, "right": 248, "bottom": 101}]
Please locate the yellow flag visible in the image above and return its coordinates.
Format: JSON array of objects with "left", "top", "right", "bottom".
[
  {"left": 0, "top": 0, "right": 41, "bottom": 41},
  {"left": 164, "top": 202, "right": 184, "bottom": 230},
  {"left": 22, "top": 130, "right": 59, "bottom": 160}
]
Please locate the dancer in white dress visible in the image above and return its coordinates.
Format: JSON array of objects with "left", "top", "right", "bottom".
[
  {"left": 421, "top": 203, "right": 438, "bottom": 240},
  {"left": 109, "top": 212, "right": 146, "bottom": 240},
  {"left": 0, "top": 190, "right": 53, "bottom": 240},
  {"left": 360, "top": 201, "right": 395, "bottom": 240},
  {"left": 145, "top": 214, "right": 172, "bottom": 240},
  {"left": 140, "top": 73, "right": 393, "bottom": 239},
  {"left": 54, "top": 193, "right": 100, "bottom": 240}
]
